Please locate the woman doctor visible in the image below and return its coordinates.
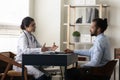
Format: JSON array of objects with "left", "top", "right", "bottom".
[{"left": 13, "top": 17, "right": 58, "bottom": 80}]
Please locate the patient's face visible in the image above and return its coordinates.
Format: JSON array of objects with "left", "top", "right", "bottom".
[
  {"left": 26, "top": 21, "right": 36, "bottom": 32},
  {"left": 90, "top": 22, "right": 98, "bottom": 36}
]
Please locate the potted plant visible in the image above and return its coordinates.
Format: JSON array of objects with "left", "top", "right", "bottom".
[{"left": 72, "top": 31, "right": 80, "bottom": 42}]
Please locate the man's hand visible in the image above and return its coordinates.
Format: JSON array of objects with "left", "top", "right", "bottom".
[{"left": 64, "top": 49, "right": 74, "bottom": 53}]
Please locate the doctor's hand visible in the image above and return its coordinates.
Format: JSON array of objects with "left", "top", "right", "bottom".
[
  {"left": 49, "top": 42, "right": 58, "bottom": 51},
  {"left": 41, "top": 43, "right": 49, "bottom": 52},
  {"left": 64, "top": 49, "right": 74, "bottom": 53}
]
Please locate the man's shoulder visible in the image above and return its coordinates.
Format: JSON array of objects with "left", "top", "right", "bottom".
[
  {"left": 95, "top": 35, "right": 108, "bottom": 44},
  {"left": 98, "top": 34, "right": 108, "bottom": 40}
]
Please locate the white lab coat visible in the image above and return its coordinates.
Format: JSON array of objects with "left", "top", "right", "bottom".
[{"left": 13, "top": 30, "right": 44, "bottom": 79}]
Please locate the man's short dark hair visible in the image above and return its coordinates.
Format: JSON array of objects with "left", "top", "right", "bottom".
[{"left": 92, "top": 18, "right": 108, "bottom": 33}]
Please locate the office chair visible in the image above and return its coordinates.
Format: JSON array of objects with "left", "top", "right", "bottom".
[
  {"left": 114, "top": 48, "right": 120, "bottom": 80},
  {"left": 0, "top": 52, "right": 15, "bottom": 79},
  {"left": 82, "top": 60, "right": 117, "bottom": 80},
  {"left": 0, "top": 52, "right": 33, "bottom": 80}
]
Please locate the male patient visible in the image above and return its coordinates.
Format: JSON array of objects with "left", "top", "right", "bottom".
[{"left": 64, "top": 18, "right": 111, "bottom": 80}]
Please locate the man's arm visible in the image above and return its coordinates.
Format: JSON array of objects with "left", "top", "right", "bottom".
[
  {"left": 81, "top": 41, "right": 103, "bottom": 67},
  {"left": 74, "top": 49, "right": 91, "bottom": 57}
]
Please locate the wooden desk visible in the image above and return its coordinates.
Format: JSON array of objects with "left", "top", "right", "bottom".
[{"left": 22, "top": 53, "right": 78, "bottom": 80}]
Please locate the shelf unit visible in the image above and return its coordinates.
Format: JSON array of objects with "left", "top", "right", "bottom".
[
  {"left": 63, "top": 41, "right": 92, "bottom": 45},
  {"left": 64, "top": 4, "right": 109, "bottom": 49},
  {"left": 64, "top": 23, "right": 91, "bottom": 26}
]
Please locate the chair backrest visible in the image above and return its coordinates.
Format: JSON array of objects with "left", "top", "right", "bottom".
[
  {"left": 90, "top": 60, "right": 117, "bottom": 80},
  {"left": 92, "top": 60, "right": 117, "bottom": 79},
  {"left": 0, "top": 52, "right": 16, "bottom": 73},
  {"left": 102, "top": 60, "right": 117, "bottom": 76},
  {"left": 0, "top": 52, "right": 29, "bottom": 80},
  {"left": 114, "top": 48, "right": 120, "bottom": 59},
  {"left": 114, "top": 48, "right": 120, "bottom": 80}
]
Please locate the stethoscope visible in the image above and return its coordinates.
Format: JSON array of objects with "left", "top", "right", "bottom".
[
  {"left": 23, "top": 31, "right": 30, "bottom": 47},
  {"left": 23, "top": 30, "right": 37, "bottom": 48},
  {"left": 23, "top": 31, "right": 31, "bottom": 48}
]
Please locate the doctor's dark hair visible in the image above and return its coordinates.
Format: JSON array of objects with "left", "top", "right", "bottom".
[
  {"left": 20, "top": 17, "right": 34, "bottom": 30},
  {"left": 92, "top": 18, "right": 108, "bottom": 33}
]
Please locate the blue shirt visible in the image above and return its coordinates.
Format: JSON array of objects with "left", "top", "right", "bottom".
[{"left": 74, "top": 33, "right": 111, "bottom": 67}]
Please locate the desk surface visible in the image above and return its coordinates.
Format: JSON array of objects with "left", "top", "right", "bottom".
[{"left": 22, "top": 53, "right": 78, "bottom": 66}]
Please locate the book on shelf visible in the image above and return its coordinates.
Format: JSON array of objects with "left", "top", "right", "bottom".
[{"left": 86, "top": 7, "right": 99, "bottom": 23}]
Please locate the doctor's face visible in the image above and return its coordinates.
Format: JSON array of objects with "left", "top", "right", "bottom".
[{"left": 26, "top": 21, "right": 36, "bottom": 32}]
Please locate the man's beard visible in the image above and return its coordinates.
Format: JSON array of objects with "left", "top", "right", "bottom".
[
  {"left": 91, "top": 33, "right": 96, "bottom": 36},
  {"left": 91, "top": 29, "right": 97, "bottom": 36}
]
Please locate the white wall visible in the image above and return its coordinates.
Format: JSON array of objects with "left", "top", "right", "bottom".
[
  {"left": 34, "top": 0, "right": 61, "bottom": 50},
  {"left": 29, "top": 0, "right": 34, "bottom": 17}
]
